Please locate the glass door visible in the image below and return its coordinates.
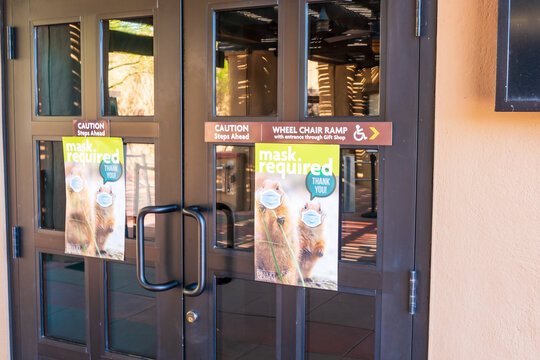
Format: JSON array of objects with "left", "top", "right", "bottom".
[
  {"left": 7, "top": 0, "right": 183, "bottom": 358},
  {"left": 183, "top": 0, "right": 420, "bottom": 358}
]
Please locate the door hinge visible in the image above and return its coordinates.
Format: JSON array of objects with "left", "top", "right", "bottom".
[
  {"left": 415, "top": 0, "right": 423, "bottom": 37},
  {"left": 7, "top": 26, "right": 16, "bottom": 60},
  {"left": 12, "top": 226, "right": 21, "bottom": 258},
  {"left": 409, "top": 269, "right": 418, "bottom": 315}
]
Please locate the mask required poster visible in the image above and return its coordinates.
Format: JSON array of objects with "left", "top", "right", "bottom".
[
  {"left": 62, "top": 137, "right": 125, "bottom": 260},
  {"left": 255, "top": 143, "right": 339, "bottom": 290}
]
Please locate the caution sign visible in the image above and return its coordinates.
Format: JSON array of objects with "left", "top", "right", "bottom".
[{"left": 205, "top": 122, "right": 392, "bottom": 146}]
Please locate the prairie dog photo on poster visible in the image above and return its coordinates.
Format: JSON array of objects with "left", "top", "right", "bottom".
[
  {"left": 63, "top": 137, "right": 125, "bottom": 260},
  {"left": 254, "top": 143, "right": 339, "bottom": 290}
]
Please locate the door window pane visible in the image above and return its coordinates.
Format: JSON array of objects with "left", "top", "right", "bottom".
[
  {"left": 341, "top": 149, "right": 378, "bottom": 263},
  {"left": 213, "top": 146, "right": 378, "bottom": 263},
  {"left": 216, "top": 278, "right": 276, "bottom": 359},
  {"left": 307, "top": 1, "right": 380, "bottom": 116},
  {"left": 125, "top": 143, "right": 156, "bottom": 239},
  {"left": 39, "top": 141, "right": 66, "bottom": 230},
  {"left": 35, "top": 23, "right": 81, "bottom": 116},
  {"left": 306, "top": 290, "right": 375, "bottom": 359},
  {"left": 102, "top": 17, "right": 154, "bottom": 116},
  {"left": 38, "top": 141, "right": 155, "bottom": 239},
  {"left": 107, "top": 262, "right": 157, "bottom": 358},
  {"left": 215, "top": 7, "right": 278, "bottom": 116},
  {"left": 215, "top": 146, "right": 255, "bottom": 249},
  {"left": 42, "top": 254, "right": 86, "bottom": 344}
]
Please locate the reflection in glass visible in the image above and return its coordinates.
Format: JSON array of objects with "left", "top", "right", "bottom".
[
  {"left": 125, "top": 144, "right": 155, "bottom": 239},
  {"left": 215, "top": 7, "right": 278, "bottom": 116},
  {"left": 39, "top": 141, "right": 66, "bottom": 230},
  {"left": 108, "top": 263, "right": 156, "bottom": 358},
  {"left": 341, "top": 149, "right": 378, "bottom": 263},
  {"left": 102, "top": 17, "right": 154, "bottom": 116},
  {"left": 216, "top": 278, "right": 276, "bottom": 359},
  {"left": 42, "top": 254, "right": 86, "bottom": 344},
  {"left": 215, "top": 146, "right": 255, "bottom": 249},
  {"left": 306, "top": 290, "right": 375, "bottom": 359},
  {"left": 307, "top": 1, "right": 380, "bottom": 116},
  {"left": 35, "top": 23, "right": 81, "bottom": 116}
]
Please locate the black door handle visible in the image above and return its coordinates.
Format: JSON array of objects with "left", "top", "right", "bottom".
[
  {"left": 216, "top": 202, "right": 234, "bottom": 248},
  {"left": 182, "top": 206, "right": 206, "bottom": 297},
  {"left": 136, "top": 205, "right": 181, "bottom": 292}
]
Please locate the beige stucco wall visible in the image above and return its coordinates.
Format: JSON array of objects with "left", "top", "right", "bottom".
[{"left": 430, "top": 0, "right": 540, "bottom": 359}]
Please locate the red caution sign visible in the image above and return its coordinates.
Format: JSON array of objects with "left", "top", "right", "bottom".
[{"left": 205, "top": 122, "right": 392, "bottom": 146}]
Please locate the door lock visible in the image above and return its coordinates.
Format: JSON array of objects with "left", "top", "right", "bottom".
[{"left": 186, "top": 310, "right": 199, "bottom": 324}]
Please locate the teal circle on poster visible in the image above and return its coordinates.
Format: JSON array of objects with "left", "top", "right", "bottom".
[
  {"left": 99, "top": 161, "right": 122, "bottom": 183},
  {"left": 305, "top": 172, "right": 336, "bottom": 200}
]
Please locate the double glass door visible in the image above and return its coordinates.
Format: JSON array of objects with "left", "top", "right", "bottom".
[{"left": 7, "top": 0, "right": 423, "bottom": 359}]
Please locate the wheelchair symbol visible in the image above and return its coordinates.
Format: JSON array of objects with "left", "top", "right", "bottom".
[{"left": 353, "top": 125, "right": 368, "bottom": 142}]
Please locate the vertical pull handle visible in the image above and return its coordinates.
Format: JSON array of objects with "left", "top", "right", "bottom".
[
  {"left": 182, "top": 206, "right": 206, "bottom": 297},
  {"left": 136, "top": 205, "right": 181, "bottom": 291},
  {"left": 216, "top": 202, "right": 235, "bottom": 248}
]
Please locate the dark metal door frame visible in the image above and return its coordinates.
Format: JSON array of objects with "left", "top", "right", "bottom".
[{"left": 412, "top": 0, "right": 437, "bottom": 358}]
